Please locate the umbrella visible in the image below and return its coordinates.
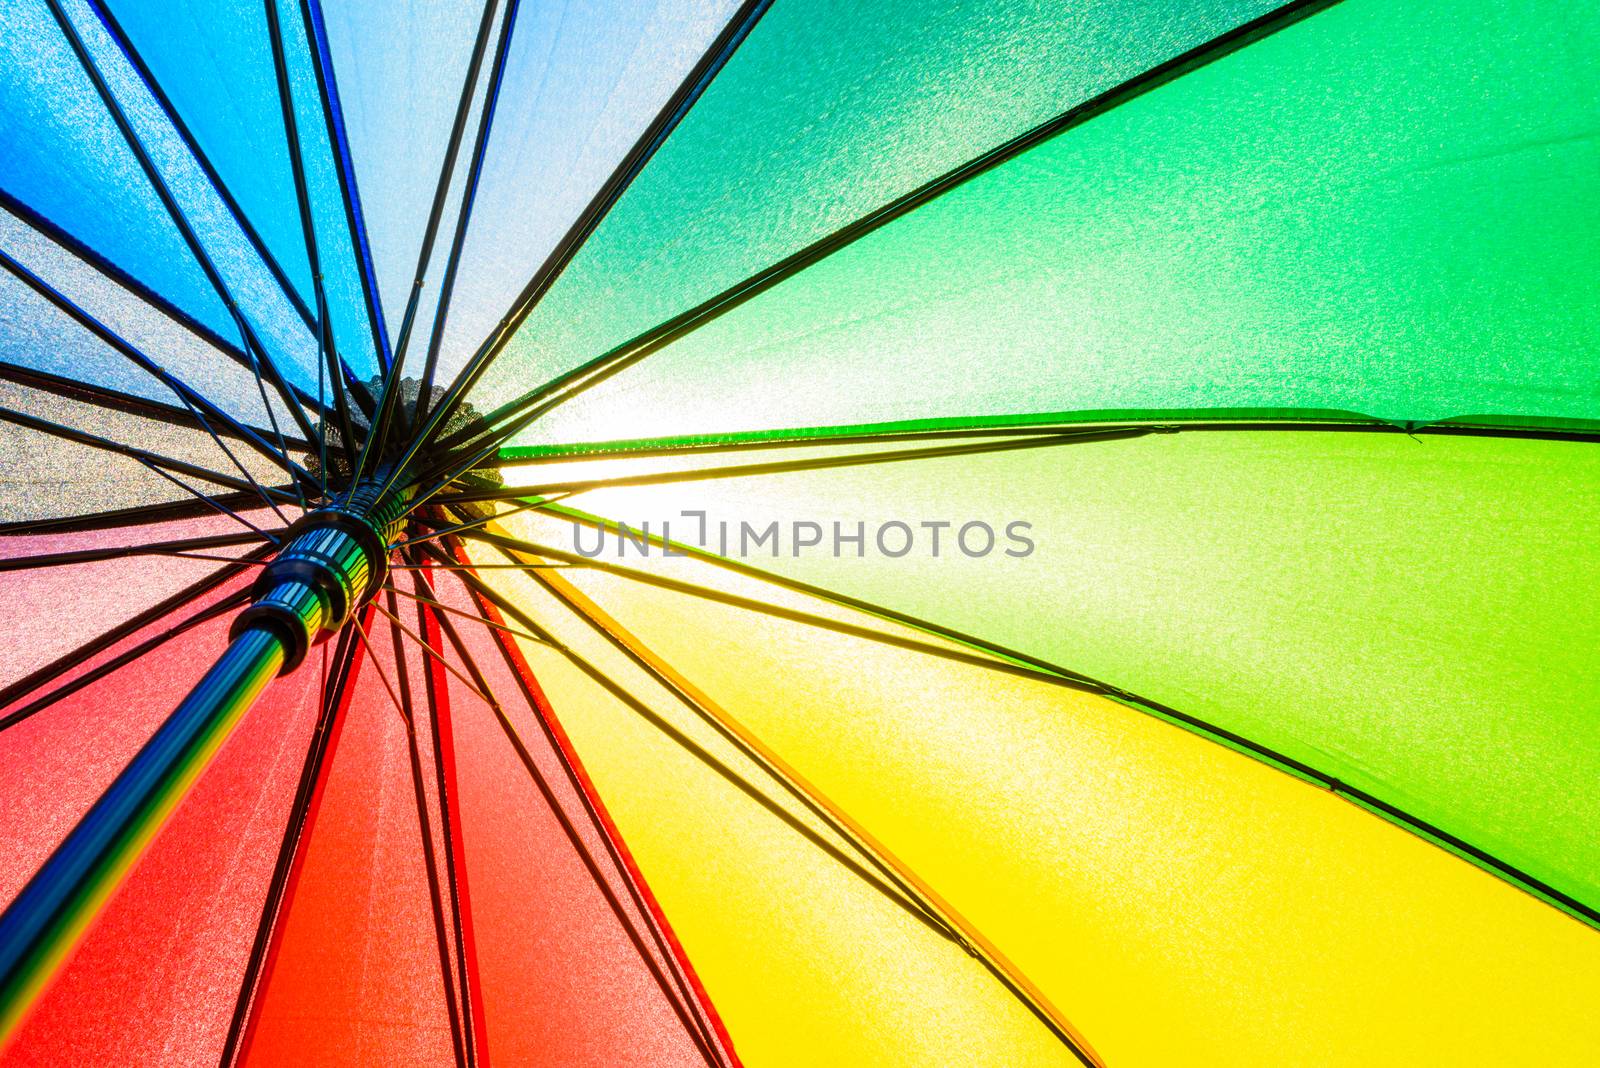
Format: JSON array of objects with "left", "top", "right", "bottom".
[{"left": 0, "top": 0, "right": 1596, "bottom": 1063}]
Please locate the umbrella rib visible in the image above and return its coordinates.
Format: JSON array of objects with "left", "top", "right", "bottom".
[
  {"left": 513, "top": 549, "right": 1105, "bottom": 1065},
  {"left": 490, "top": 541, "right": 966, "bottom": 926},
  {"left": 438, "top": 412, "right": 1600, "bottom": 557},
  {"left": 0, "top": 417, "right": 287, "bottom": 539},
  {"left": 384, "top": 591, "right": 419, "bottom": 715},
  {"left": 265, "top": 0, "right": 363, "bottom": 472},
  {"left": 294, "top": 0, "right": 393, "bottom": 381},
  {"left": 0, "top": 403, "right": 295, "bottom": 517},
  {"left": 392, "top": 493, "right": 576, "bottom": 551},
  {"left": 40, "top": 0, "right": 322, "bottom": 453},
  {"left": 426, "top": 542, "right": 954, "bottom": 941},
  {"left": 314, "top": 310, "right": 329, "bottom": 501},
  {"left": 490, "top": 420, "right": 1145, "bottom": 465},
  {"left": 368, "top": 601, "right": 494, "bottom": 709},
  {"left": 0, "top": 326, "right": 303, "bottom": 524},
  {"left": 177, "top": 392, "right": 297, "bottom": 520},
  {"left": 392, "top": 0, "right": 775, "bottom": 489},
  {"left": 0, "top": 586, "right": 252, "bottom": 734},
  {"left": 514, "top": 499, "right": 1140, "bottom": 682},
  {"left": 138, "top": 463, "right": 283, "bottom": 543},
  {"left": 0, "top": 360, "right": 295, "bottom": 465},
  {"left": 393, "top": 560, "right": 582, "bottom": 571},
  {"left": 536, "top": 503, "right": 1600, "bottom": 932},
  {"left": 348, "top": 617, "right": 415, "bottom": 727},
  {"left": 88, "top": 0, "right": 319, "bottom": 335},
  {"left": 0, "top": 186, "right": 248, "bottom": 364},
  {"left": 383, "top": 591, "right": 472, "bottom": 1068},
  {"left": 357, "top": 0, "right": 504, "bottom": 482},
  {"left": 483, "top": 414, "right": 1600, "bottom": 462},
  {"left": 0, "top": 543, "right": 269, "bottom": 718},
  {"left": 0, "top": 489, "right": 282, "bottom": 538},
  {"left": 449, "top": 567, "right": 737, "bottom": 1066},
  {"left": 408, "top": 420, "right": 1126, "bottom": 519},
  {"left": 443, "top": 0, "right": 1344, "bottom": 456},
  {"left": 0, "top": 245, "right": 319, "bottom": 490},
  {"left": 417, "top": 581, "right": 731, "bottom": 1068},
  {"left": 218, "top": 623, "right": 365, "bottom": 1068},
  {"left": 0, "top": 531, "right": 270, "bottom": 573},
  {"left": 412, "top": 0, "right": 521, "bottom": 430},
  {"left": 0, "top": 189, "right": 336, "bottom": 423},
  {"left": 149, "top": 551, "right": 272, "bottom": 566},
  {"left": 409, "top": 580, "right": 490, "bottom": 1067},
  {"left": 439, "top": 427, "right": 1152, "bottom": 503},
  {"left": 382, "top": 582, "right": 547, "bottom": 647},
  {"left": 453, "top": 526, "right": 1078, "bottom": 690},
  {"left": 189, "top": 408, "right": 296, "bottom": 519}
]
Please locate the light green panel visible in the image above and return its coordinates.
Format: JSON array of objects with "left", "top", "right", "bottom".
[
  {"left": 518, "top": 0, "right": 1600, "bottom": 448},
  {"left": 554, "top": 431, "right": 1600, "bottom": 916},
  {"left": 476, "top": 0, "right": 1280, "bottom": 414}
]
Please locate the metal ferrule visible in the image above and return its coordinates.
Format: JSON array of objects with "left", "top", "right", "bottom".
[{"left": 229, "top": 479, "right": 413, "bottom": 672}]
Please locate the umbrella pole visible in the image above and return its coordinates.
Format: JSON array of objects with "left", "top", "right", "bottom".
[{"left": 0, "top": 479, "right": 414, "bottom": 1044}]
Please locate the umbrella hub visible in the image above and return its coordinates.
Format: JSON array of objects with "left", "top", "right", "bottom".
[{"left": 230, "top": 478, "right": 415, "bottom": 671}]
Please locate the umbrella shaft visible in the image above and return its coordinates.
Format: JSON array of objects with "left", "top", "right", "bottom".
[
  {"left": 0, "top": 625, "right": 285, "bottom": 1044},
  {"left": 0, "top": 477, "right": 413, "bottom": 1046}
]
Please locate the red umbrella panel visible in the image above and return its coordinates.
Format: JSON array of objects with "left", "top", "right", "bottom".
[{"left": 0, "top": 522, "right": 738, "bottom": 1068}]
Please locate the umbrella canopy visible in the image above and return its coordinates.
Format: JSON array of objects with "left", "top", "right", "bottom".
[{"left": 1, "top": 0, "right": 1597, "bottom": 1065}]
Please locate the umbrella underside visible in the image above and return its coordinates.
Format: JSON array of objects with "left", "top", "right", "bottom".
[{"left": 0, "top": 0, "right": 1596, "bottom": 1065}]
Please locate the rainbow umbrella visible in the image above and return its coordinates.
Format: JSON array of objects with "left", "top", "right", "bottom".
[{"left": 0, "top": 0, "right": 1596, "bottom": 1063}]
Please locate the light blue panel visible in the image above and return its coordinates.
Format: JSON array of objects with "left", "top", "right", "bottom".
[
  {"left": 0, "top": 0, "right": 232, "bottom": 345},
  {"left": 319, "top": 0, "right": 488, "bottom": 354},
  {"left": 99, "top": 0, "right": 317, "bottom": 307},
  {"left": 0, "top": 268, "right": 196, "bottom": 410},
  {"left": 53, "top": 0, "right": 330, "bottom": 396},
  {"left": 275, "top": 0, "right": 382, "bottom": 382},
  {"left": 379, "top": 0, "right": 505, "bottom": 379},
  {"left": 0, "top": 205, "right": 305, "bottom": 433},
  {"left": 422, "top": 0, "right": 741, "bottom": 388}
]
